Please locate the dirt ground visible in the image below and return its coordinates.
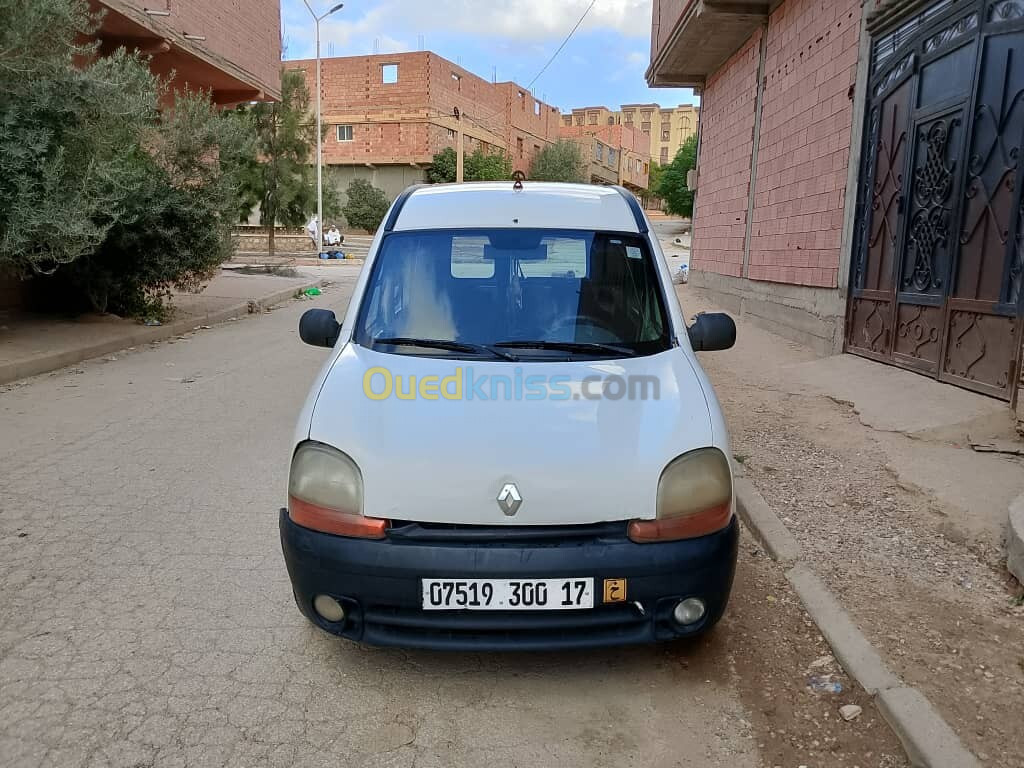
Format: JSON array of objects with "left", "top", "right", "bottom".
[
  {"left": 721, "top": 539, "right": 908, "bottom": 768},
  {"left": 679, "top": 286, "right": 1024, "bottom": 767}
]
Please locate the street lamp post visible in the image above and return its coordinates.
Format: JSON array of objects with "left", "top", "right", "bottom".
[{"left": 302, "top": 1, "right": 344, "bottom": 255}]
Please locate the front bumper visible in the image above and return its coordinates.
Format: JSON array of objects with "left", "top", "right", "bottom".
[{"left": 279, "top": 509, "right": 738, "bottom": 651}]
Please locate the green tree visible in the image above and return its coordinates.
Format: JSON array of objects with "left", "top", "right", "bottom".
[
  {"left": 342, "top": 179, "right": 390, "bottom": 232},
  {"left": 528, "top": 140, "right": 587, "bottom": 183},
  {"left": 467, "top": 148, "right": 512, "bottom": 181},
  {"left": 235, "top": 68, "right": 323, "bottom": 257},
  {"left": 648, "top": 161, "right": 665, "bottom": 197},
  {"left": 658, "top": 136, "right": 698, "bottom": 218},
  {"left": 44, "top": 91, "right": 253, "bottom": 318},
  {"left": 1, "top": 0, "right": 254, "bottom": 318},
  {"left": 426, "top": 146, "right": 513, "bottom": 183},
  {"left": 0, "top": 0, "right": 160, "bottom": 277},
  {"left": 426, "top": 147, "right": 457, "bottom": 183}
]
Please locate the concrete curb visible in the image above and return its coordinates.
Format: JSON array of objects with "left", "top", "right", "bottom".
[
  {"left": 733, "top": 481, "right": 981, "bottom": 768},
  {"left": 735, "top": 477, "right": 802, "bottom": 565},
  {"left": 1008, "top": 492, "right": 1024, "bottom": 584},
  {"left": 0, "top": 281, "right": 322, "bottom": 386},
  {"left": 876, "top": 687, "right": 982, "bottom": 768},
  {"left": 785, "top": 564, "right": 901, "bottom": 694}
]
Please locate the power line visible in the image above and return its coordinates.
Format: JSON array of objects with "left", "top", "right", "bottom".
[{"left": 527, "top": 0, "right": 597, "bottom": 90}]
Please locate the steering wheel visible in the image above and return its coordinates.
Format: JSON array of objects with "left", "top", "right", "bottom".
[{"left": 548, "top": 313, "right": 617, "bottom": 342}]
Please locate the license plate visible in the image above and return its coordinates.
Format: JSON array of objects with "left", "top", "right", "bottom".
[{"left": 421, "top": 578, "right": 594, "bottom": 610}]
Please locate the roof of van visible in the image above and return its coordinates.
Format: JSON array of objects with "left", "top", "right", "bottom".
[{"left": 388, "top": 182, "right": 646, "bottom": 234}]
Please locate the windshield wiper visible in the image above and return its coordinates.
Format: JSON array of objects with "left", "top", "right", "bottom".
[
  {"left": 371, "top": 337, "right": 517, "bottom": 360},
  {"left": 493, "top": 340, "right": 637, "bottom": 357}
]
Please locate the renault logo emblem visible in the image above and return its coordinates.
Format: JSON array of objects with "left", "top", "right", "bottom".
[{"left": 497, "top": 483, "right": 522, "bottom": 516}]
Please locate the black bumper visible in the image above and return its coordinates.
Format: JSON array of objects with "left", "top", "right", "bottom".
[{"left": 279, "top": 509, "right": 738, "bottom": 651}]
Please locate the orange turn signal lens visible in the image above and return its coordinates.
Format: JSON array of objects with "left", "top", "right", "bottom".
[
  {"left": 288, "top": 496, "right": 388, "bottom": 539},
  {"left": 627, "top": 503, "right": 732, "bottom": 543}
]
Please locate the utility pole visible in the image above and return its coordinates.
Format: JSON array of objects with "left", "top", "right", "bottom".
[
  {"left": 302, "top": 1, "right": 344, "bottom": 254},
  {"left": 454, "top": 107, "right": 464, "bottom": 182}
]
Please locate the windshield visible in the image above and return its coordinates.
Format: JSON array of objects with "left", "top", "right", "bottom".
[{"left": 354, "top": 229, "right": 672, "bottom": 359}]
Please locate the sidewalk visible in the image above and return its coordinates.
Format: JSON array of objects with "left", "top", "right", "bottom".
[
  {"left": 678, "top": 284, "right": 1024, "bottom": 767},
  {"left": 0, "top": 269, "right": 325, "bottom": 385}
]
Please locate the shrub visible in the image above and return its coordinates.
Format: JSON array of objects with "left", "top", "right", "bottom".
[
  {"left": 342, "top": 179, "right": 390, "bottom": 232},
  {"left": 0, "top": 0, "right": 254, "bottom": 318},
  {"left": 528, "top": 140, "right": 587, "bottom": 183}
]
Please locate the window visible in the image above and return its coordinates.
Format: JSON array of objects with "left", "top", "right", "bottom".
[
  {"left": 575, "top": 116, "right": 584, "bottom": 126},
  {"left": 641, "top": 122, "right": 651, "bottom": 133},
  {"left": 447, "top": 128, "right": 456, "bottom": 140},
  {"left": 451, "top": 72, "right": 461, "bottom": 91},
  {"left": 563, "top": 116, "right": 572, "bottom": 127},
  {"left": 595, "top": 143, "right": 603, "bottom": 162},
  {"left": 643, "top": 162, "right": 648, "bottom": 174},
  {"left": 661, "top": 130, "right": 670, "bottom": 141},
  {"left": 518, "top": 91, "right": 526, "bottom": 109},
  {"left": 517, "top": 137, "right": 524, "bottom": 157},
  {"left": 681, "top": 118, "right": 691, "bottom": 130},
  {"left": 636, "top": 158, "right": 642, "bottom": 173},
  {"left": 625, "top": 118, "right": 634, "bottom": 126},
  {"left": 382, "top": 63, "right": 398, "bottom": 83},
  {"left": 660, "top": 147, "right": 669, "bottom": 164},
  {"left": 534, "top": 101, "right": 541, "bottom": 116},
  {"left": 588, "top": 112, "right": 598, "bottom": 125},
  {"left": 608, "top": 117, "right": 615, "bottom": 125},
  {"left": 354, "top": 229, "right": 670, "bottom": 358},
  {"left": 336, "top": 124, "right": 353, "bottom": 142},
  {"left": 608, "top": 149, "right": 616, "bottom": 166}
]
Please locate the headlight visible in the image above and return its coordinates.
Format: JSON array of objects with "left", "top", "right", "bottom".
[
  {"left": 628, "top": 448, "right": 733, "bottom": 543},
  {"left": 287, "top": 441, "right": 386, "bottom": 539}
]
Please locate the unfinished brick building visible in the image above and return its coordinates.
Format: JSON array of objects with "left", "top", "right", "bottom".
[{"left": 289, "top": 52, "right": 562, "bottom": 204}]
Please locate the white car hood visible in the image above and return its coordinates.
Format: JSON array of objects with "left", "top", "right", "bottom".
[{"left": 306, "top": 344, "right": 716, "bottom": 526}]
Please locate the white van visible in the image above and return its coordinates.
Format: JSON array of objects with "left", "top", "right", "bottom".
[{"left": 280, "top": 181, "right": 738, "bottom": 650}]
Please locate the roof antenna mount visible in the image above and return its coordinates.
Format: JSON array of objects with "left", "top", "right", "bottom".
[{"left": 512, "top": 170, "right": 525, "bottom": 191}]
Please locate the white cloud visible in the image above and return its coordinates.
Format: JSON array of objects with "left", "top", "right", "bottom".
[{"left": 289, "top": 0, "right": 654, "bottom": 52}]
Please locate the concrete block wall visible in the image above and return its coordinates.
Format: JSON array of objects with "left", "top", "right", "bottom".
[
  {"left": 748, "top": 0, "right": 861, "bottom": 287},
  {"left": 691, "top": 30, "right": 762, "bottom": 278}
]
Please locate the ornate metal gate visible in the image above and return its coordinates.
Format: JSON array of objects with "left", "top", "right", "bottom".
[{"left": 847, "top": 0, "right": 1024, "bottom": 400}]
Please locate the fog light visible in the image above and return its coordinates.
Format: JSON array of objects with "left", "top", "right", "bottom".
[
  {"left": 313, "top": 594, "right": 345, "bottom": 623},
  {"left": 673, "top": 597, "right": 706, "bottom": 625}
]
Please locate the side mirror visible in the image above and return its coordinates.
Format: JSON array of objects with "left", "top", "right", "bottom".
[
  {"left": 687, "top": 312, "right": 736, "bottom": 352},
  {"left": 299, "top": 309, "right": 341, "bottom": 348}
]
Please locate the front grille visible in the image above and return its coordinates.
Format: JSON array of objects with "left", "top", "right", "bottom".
[
  {"left": 359, "top": 602, "right": 652, "bottom": 650},
  {"left": 386, "top": 520, "right": 628, "bottom": 544}
]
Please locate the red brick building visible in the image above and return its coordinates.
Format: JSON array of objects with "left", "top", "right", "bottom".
[
  {"left": 92, "top": 0, "right": 281, "bottom": 103},
  {"left": 289, "top": 52, "right": 562, "bottom": 204},
  {"left": 648, "top": 0, "right": 1024, "bottom": 405},
  {"left": 559, "top": 122, "right": 652, "bottom": 192}
]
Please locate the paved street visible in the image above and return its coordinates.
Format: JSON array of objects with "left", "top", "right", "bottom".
[{"left": 1, "top": 273, "right": 906, "bottom": 768}]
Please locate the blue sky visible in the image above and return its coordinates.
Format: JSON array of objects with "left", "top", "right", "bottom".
[{"left": 280, "top": 0, "right": 698, "bottom": 111}]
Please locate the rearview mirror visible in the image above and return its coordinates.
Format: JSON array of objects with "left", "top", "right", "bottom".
[
  {"left": 687, "top": 312, "right": 736, "bottom": 352},
  {"left": 299, "top": 309, "right": 341, "bottom": 348}
]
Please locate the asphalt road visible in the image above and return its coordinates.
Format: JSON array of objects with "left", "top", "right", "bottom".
[
  {"left": 0, "top": 273, "right": 762, "bottom": 768},
  {"left": 0, "top": 271, "right": 907, "bottom": 768}
]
